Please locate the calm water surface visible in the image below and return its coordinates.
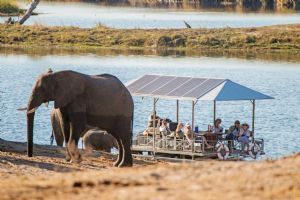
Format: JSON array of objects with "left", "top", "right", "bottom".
[
  {"left": 0, "top": 52, "right": 299, "bottom": 158},
  {"left": 1, "top": 1, "right": 300, "bottom": 28}
]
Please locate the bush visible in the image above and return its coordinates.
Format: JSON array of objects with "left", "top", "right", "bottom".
[
  {"left": 0, "top": 0, "right": 19, "bottom": 14},
  {"left": 245, "top": 36, "right": 256, "bottom": 44}
]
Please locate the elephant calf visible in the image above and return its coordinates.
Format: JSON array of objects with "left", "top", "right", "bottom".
[{"left": 83, "top": 129, "right": 118, "bottom": 153}]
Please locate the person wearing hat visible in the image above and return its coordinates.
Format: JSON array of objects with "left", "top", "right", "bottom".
[{"left": 238, "top": 122, "right": 251, "bottom": 148}]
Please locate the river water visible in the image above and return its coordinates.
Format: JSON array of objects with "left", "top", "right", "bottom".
[
  {"left": 0, "top": 50, "right": 299, "bottom": 158},
  {"left": 1, "top": 1, "right": 300, "bottom": 28}
]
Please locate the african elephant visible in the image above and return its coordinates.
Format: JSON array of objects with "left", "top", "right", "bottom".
[
  {"left": 50, "top": 108, "right": 64, "bottom": 147},
  {"left": 26, "top": 70, "right": 134, "bottom": 167},
  {"left": 83, "top": 129, "right": 118, "bottom": 153}
]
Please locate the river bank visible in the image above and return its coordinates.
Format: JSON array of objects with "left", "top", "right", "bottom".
[
  {"left": 0, "top": 139, "right": 299, "bottom": 199},
  {"left": 1, "top": 24, "right": 300, "bottom": 52}
]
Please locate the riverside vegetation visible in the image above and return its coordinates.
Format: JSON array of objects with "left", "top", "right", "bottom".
[
  {"left": 0, "top": 0, "right": 20, "bottom": 16},
  {"left": 1, "top": 23, "right": 300, "bottom": 52}
]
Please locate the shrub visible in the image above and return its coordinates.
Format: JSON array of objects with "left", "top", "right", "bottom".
[{"left": 0, "top": 0, "right": 19, "bottom": 14}]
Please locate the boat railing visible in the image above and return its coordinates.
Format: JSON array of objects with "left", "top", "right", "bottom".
[{"left": 133, "top": 134, "right": 265, "bottom": 156}]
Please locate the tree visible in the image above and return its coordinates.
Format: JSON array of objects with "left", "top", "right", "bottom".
[{"left": 18, "top": 0, "right": 40, "bottom": 25}]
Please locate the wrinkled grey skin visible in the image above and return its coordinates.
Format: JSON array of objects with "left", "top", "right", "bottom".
[
  {"left": 50, "top": 108, "right": 64, "bottom": 147},
  {"left": 83, "top": 129, "right": 118, "bottom": 153},
  {"left": 27, "top": 70, "right": 134, "bottom": 167}
]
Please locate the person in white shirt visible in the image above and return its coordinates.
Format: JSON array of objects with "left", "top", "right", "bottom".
[
  {"left": 159, "top": 119, "right": 171, "bottom": 136},
  {"left": 238, "top": 123, "right": 251, "bottom": 146}
]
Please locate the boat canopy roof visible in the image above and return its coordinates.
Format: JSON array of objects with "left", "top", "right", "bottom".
[{"left": 126, "top": 74, "right": 273, "bottom": 101}]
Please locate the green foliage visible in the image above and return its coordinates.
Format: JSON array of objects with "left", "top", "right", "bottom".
[{"left": 0, "top": 0, "right": 19, "bottom": 14}]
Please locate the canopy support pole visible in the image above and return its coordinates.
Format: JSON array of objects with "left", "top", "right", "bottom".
[
  {"left": 153, "top": 98, "right": 159, "bottom": 157},
  {"left": 176, "top": 100, "right": 179, "bottom": 122},
  {"left": 213, "top": 100, "right": 216, "bottom": 123},
  {"left": 192, "top": 101, "right": 196, "bottom": 160},
  {"left": 251, "top": 99, "right": 255, "bottom": 137}
]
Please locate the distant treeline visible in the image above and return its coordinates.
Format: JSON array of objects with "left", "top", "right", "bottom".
[{"left": 45, "top": 0, "right": 300, "bottom": 11}]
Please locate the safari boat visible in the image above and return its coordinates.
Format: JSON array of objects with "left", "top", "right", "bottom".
[{"left": 126, "top": 75, "right": 273, "bottom": 161}]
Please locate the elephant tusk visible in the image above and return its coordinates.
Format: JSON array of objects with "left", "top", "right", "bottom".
[
  {"left": 27, "top": 107, "right": 37, "bottom": 114},
  {"left": 44, "top": 102, "right": 49, "bottom": 108},
  {"left": 17, "top": 107, "right": 28, "bottom": 111}
]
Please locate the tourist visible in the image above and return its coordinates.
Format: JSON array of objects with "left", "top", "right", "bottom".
[
  {"left": 238, "top": 123, "right": 251, "bottom": 148},
  {"left": 159, "top": 119, "right": 171, "bottom": 136},
  {"left": 175, "top": 123, "right": 184, "bottom": 139},
  {"left": 184, "top": 123, "right": 194, "bottom": 142},
  {"left": 226, "top": 120, "right": 240, "bottom": 140},
  {"left": 185, "top": 123, "right": 213, "bottom": 149},
  {"left": 147, "top": 111, "right": 160, "bottom": 128},
  {"left": 211, "top": 118, "right": 223, "bottom": 133}
]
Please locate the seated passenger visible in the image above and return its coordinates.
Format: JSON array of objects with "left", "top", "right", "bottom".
[
  {"left": 211, "top": 118, "right": 223, "bottom": 133},
  {"left": 147, "top": 111, "right": 160, "bottom": 128},
  {"left": 185, "top": 123, "right": 213, "bottom": 149},
  {"left": 238, "top": 123, "right": 251, "bottom": 148},
  {"left": 159, "top": 119, "right": 171, "bottom": 136},
  {"left": 143, "top": 111, "right": 161, "bottom": 136},
  {"left": 225, "top": 120, "right": 240, "bottom": 140},
  {"left": 175, "top": 123, "right": 184, "bottom": 139},
  {"left": 184, "top": 123, "right": 194, "bottom": 142}
]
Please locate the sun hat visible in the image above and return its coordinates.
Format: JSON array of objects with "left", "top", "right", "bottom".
[
  {"left": 185, "top": 123, "right": 191, "bottom": 127},
  {"left": 242, "top": 123, "right": 249, "bottom": 127}
]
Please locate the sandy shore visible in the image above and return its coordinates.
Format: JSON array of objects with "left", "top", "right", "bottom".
[{"left": 0, "top": 139, "right": 299, "bottom": 200}]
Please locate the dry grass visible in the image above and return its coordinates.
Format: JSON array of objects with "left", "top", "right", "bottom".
[{"left": 1, "top": 24, "right": 300, "bottom": 52}]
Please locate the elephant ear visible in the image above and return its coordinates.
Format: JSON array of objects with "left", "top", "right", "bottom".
[{"left": 54, "top": 72, "right": 85, "bottom": 109}]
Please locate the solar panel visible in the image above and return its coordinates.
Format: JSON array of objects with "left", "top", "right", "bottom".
[
  {"left": 167, "top": 78, "right": 207, "bottom": 97},
  {"left": 135, "top": 75, "right": 175, "bottom": 94},
  {"left": 126, "top": 75, "right": 158, "bottom": 93},
  {"left": 183, "top": 79, "right": 225, "bottom": 98},
  {"left": 126, "top": 74, "right": 271, "bottom": 101},
  {"left": 153, "top": 77, "right": 190, "bottom": 96}
]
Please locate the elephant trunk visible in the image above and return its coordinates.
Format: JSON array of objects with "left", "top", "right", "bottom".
[
  {"left": 27, "top": 112, "right": 35, "bottom": 157},
  {"left": 26, "top": 92, "right": 42, "bottom": 157}
]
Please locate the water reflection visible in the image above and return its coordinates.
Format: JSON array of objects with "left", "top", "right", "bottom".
[{"left": 2, "top": 47, "right": 300, "bottom": 63}]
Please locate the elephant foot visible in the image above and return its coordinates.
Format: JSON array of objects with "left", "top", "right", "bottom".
[
  {"left": 66, "top": 156, "right": 71, "bottom": 162},
  {"left": 65, "top": 153, "right": 71, "bottom": 162},
  {"left": 70, "top": 158, "right": 82, "bottom": 164},
  {"left": 118, "top": 157, "right": 133, "bottom": 168},
  {"left": 118, "top": 161, "right": 133, "bottom": 168},
  {"left": 113, "top": 159, "right": 121, "bottom": 167}
]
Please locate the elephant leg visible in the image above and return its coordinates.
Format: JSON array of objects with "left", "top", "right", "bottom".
[
  {"left": 118, "top": 134, "right": 133, "bottom": 167},
  {"left": 113, "top": 138, "right": 123, "bottom": 167},
  {"left": 61, "top": 115, "right": 71, "bottom": 161},
  {"left": 68, "top": 113, "right": 86, "bottom": 163}
]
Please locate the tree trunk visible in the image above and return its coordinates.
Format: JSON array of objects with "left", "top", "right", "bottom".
[{"left": 19, "top": 0, "right": 40, "bottom": 25}]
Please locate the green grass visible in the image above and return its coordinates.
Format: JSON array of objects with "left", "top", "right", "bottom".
[
  {"left": 1, "top": 24, "right": 300, "bottom": 52},
  {"left": 0, "top": 0, "right": 20, "bottom": 14}
]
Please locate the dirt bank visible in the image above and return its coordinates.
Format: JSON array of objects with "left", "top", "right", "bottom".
[
  {"left": 1, "top": 24, "right": 300, "bottom": 52},
  {"left": 0, "top": 139, "right": 299, "bottom": 200}
]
